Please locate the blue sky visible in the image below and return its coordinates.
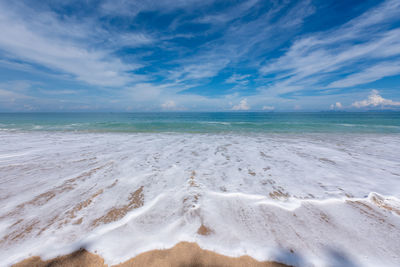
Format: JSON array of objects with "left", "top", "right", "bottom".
[{"left": 0, "top": 0, "right": 400, "bottom": 111}]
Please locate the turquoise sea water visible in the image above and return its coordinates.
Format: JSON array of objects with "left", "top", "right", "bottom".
[{"left": 0, "top": 112, "right": 399, "bottom": 133}]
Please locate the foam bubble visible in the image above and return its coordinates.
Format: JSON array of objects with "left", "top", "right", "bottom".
[{"left": 0, "top": 132, "right": 399, "bottom": 266}]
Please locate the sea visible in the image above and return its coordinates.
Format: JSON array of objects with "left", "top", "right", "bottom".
[
  {"left": 0, "top": 112, "right": 399, "bottom": 267},
  {"left": 0, "top": 112, "right": 399, "bottom": 133}
]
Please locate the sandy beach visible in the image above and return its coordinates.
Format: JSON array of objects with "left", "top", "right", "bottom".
[{"left": 14, "top": 242, "right": 290, "bottom": 267}]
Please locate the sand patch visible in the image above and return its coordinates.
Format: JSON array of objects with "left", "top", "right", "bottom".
[
  {"left": 189, "top": 170, "right": 198, "bottom": 187},
  {"left": 107, "top": 179, "right": 119, "bottom": 189},
  {"left": 269, "top": 186, "right": 289, "bottom": 200},
  {"left": 0, "top": 164, "right": 111, "bottom": 222},
  {"left": 248, "top": 169, "right": 256, "bottom": 176},
  {"left": 67, "top": 189, "right": 104, "bottom": 220},
  {"left": 2, "top": 220, "right": 39, "bottom": 243},
  {"left": 14, "top": 242, "right": 290, "bottom": 267},
  {"left": 197, "top": 224, "right": 213, "bottom": 236},
  {"left": 13, "top": 248, "right": 105, "bottom": 267},
  {"left": 91, "top": 186, "right": 144, "bottom": 227},
  {"left": 345, "top": 200, "right": 393, "bottom": 226},
  {"left": 369, "top": 193, "right": 400, "bottom": 216}
]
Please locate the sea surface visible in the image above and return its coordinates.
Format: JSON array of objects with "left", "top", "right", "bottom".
[
  {"left": 0, "top": 112, "right": 399, "bottom": 133},
  {"left": 0, "top": 112, "right": 400, "bottom": 267}
]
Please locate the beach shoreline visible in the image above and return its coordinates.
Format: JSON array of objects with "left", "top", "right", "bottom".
[
  {"left": 13, "top": 242, "right": 290, "bottom": 267},
  {"left": 1, "top": 131, "right": 400, "bottom": 267}
]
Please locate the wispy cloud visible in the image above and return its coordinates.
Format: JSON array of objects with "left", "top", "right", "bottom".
[
  {"left": 0, "top": 0, "right": 399, "bottom": 111},
  {"left": 0, "top": 0, "right": 315, "bottom": 110},
  {"left": 169, "top": 60, "right": 230, "bottom": 82},
  {"left": 260, "top": 0, "right": 400, "bottom": 95},
  {"left": 328, "top": 61, "right": 400, "bottom": 88},
  {"left": 226, "top": 74, "right": 250, "bottom": 85},
  {"left": 0, "top": 2, "right": 145, "bottom": 87},
  {"left": 100, "top": 0, "right": 215, "bottom": 16},
  {"left": 165, "top": 0, "right": 314, "bottom": 85}
]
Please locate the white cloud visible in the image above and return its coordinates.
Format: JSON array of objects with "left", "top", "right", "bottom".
[
  {"left": 330, "top": 102, "right": 342, "bottom": 109},
  {"left": 259, "top": 0, "right": 400, "bottom": 94},
  {"left": 100, "top": 0, "right": 215, "bottom": 16},
  {"left": 164, "top": 0, "right": 313, "bottom": 85},
  {"left": 262, "top": 105, "right": 275, "bottom": 111},
  {"left": 1, "top": 1, "right": 399, "bottom": 112},
  {"left": 232, "top": 98, "right": 250, "bottom": 110},
  {"left": 328, "top": 62, "right": 400, "bottom": 88},
  {"left": 115, "top": 33, "right": 154, "bottom": 47},
  {"left": 0, "top": 2, "right": 143, "bottom": 87},
  {"left": 196, "top": 0, "right": 260, "bottom": 24},
  {"left": 352, "top": 90, "right": 400, "bottom": 108},
  {"left": 169, "top": 59, "right": 230, "bottom": 82},
  {"left": 226, "top": 74, "right": 250, "bottom": 84},
  {"left": 161, "top": 100, "right": 177, "bottom": 110}
]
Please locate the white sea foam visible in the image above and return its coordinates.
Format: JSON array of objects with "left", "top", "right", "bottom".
[{"left": 0, "top": 132, "right": 399, "bottom": 266}]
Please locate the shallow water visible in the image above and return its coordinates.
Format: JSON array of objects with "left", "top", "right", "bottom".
[{"left": 1, "top": 130, "right": 400, "bottom": 266}]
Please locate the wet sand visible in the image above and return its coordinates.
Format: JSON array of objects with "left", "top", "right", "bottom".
[{"left": 13, "top": 242, "right": 290, "bottom": 267}]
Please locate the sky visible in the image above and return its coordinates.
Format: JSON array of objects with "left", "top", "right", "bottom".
[{"left": 0, "top": 0, "right": 400, "bottom": 112}]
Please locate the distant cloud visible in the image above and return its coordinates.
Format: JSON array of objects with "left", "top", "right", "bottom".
[
  {"left": 330, "top": 102, "right": 342, "bottom": 110},
  {"left": 262, "top": 105, "right": 275, "bottom": 111},
  {"left": 161, "top": 100, "right": 177, "bottom": 110},
  {"left": 232, "top": 98, "right": 250, "bottom": 110},
  {"left": 352, "top": 90, "right": 400, "bottom": 108}
]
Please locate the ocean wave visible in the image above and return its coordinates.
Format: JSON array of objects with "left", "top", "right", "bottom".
[{"left": 1, "top": 132, "right": 400, "bottom": 266}]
